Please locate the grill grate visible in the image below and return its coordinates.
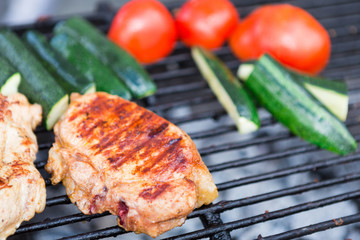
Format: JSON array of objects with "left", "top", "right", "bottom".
[{"left": 8, "top": 0, "right": 360, "bottom": 239}]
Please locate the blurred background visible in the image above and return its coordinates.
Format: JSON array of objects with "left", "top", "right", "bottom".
[
  {"left": 0, "top": 0, "right": 184, "bottom": 26},
  {"left": 0, "top": 0, "right": 119, "bottom": 26}
]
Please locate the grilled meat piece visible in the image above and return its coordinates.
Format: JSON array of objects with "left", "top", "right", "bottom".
[
  {"left": 46, "top": 92, "right": 218, "bottom": 237},
  {"left": 0, "top": 93, "right": 45, "bottom": 240}
]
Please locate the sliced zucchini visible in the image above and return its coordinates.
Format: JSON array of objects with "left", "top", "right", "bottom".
[
  {"left": 0, "top": 28, "right": 68, "bottom": 130},
  {"left": 0, "top": 56, "right": 21, "bottom": 96},
  {"left": 1, "top": 72, "right": 21, "bottom": 96},
  {"left": 238, "top": 63, "right": 349, "bottom": 121},
  {"left": 238, "top": 54, "right": 356, "bottom": 155},
  {"left": 23, "top": 30, "right": 96, "bottom": 95},
  {"left": 50, "top": 33, "right": 131, "bottom": 99},
  {"left": 192, "top": 47, "right": 259, "bottom": 134},
  {"left": 46, "top": 94, "right": 69, "bottom": 131},
  {"left": 54, "top": 17, "right": 156, "bottom": 99},
  {"left": 293, "top": 74, "right": 348, "bottom": 121}
]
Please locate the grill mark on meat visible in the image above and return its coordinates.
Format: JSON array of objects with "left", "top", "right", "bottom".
[
  {"left": 11, "top": 161, "right": 31, "bottom": 177},
  {"left": 0, "top": 162, "right": 33, "bottom": 190},
  {"left": 109, "top": 134, "right": 154, "bottom": 168},
  {"left": 139, "top": 183, "right": 170, "bottom": 200},
  {"left": 21, "top": 136, "right": 33, "bottom": 147},
  {"left": 79, "top": 117, "right": 104, "bottom": 139},
  {"left": 70, "top": 95, "right": 181, "bottom": 173},
  {"left": 148, "top": 123, "right": 169, "bottom": 138},
  {"left": 93, "top": 111, "right": 153, "bottom": 155},
  {"left": 0, "top": 96, "right": 9, "bottom": 122},
  {"left": 140, "top": 137, "right": 183, "bottom": 174},
  {"left": 98, "top": 115, "right": 168, "bottom": 169},
  {"left": 0, "top": 177, "right": 9, "bottom": 189},
  {"left": 68, "top": 93, "right": 189, "bottom": 178},
  {"left": 118, "top": 201, "right": 129, "bottom": 225},
  {"left": 153, "top": 150, "right": 187, "bottom": 176}
]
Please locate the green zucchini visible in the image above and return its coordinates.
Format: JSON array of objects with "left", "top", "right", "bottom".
[
  {"left": 23, "top": 30, "right": 95, "bottom": 95},
  {"left": 50, "top": 33, "right": 131, "bottom": 99},
  {"left": 192, "top": 47, "right": 259, "bottom": 134},
  {"left": 238, "top": 63, "right": 348, "bottom": 121},
  {"left": 54, "top": 17, "right": 156, "bottom": 99},
  {"left": 0, "top": 56, "right": 21, "bottom": 96},
  {"left": 292, "top": 73, "right": 348, "bottom": 121},
  {"left": 0, "top": 28, "right": 68, "bottom": 130},
  {"left": 238, "top": 54, "right": 356, "bottom": 155}
]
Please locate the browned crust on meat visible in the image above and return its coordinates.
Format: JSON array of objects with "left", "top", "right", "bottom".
[{"left": 63, "top": 93, "right": 201, "bottom": 180}]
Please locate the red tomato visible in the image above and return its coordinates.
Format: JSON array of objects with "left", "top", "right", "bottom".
[
  {"left": 229, "top": 4, "right": 331, "bottom": 75},
  {"left": 108, "top": 0, "right": 177, "bottom": 64},
  {"left": 175, "top": 0, "right": 239, "bottom": 49}
]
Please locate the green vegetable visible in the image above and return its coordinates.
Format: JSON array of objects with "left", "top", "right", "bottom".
[
  {"left": 238, "top": 54, "right": 357, "bottom": 155},
  {"left": 50, "top": 33, "right": 131, "bottom": 99},
  {"left": 0, "top": 28, "right": 68, "bottom": 130},
  {"left": 292, "top": 73, "right": 348, "bottom": 121},
  {"left": 192, "top": 47, "right": 259, "bottom": 134},
  {"left": 23, "top": 30, "right": 95, "bottom": 95},
  {"left": 54, "top": 17, "right": 156, "bottom": 99},
  {"left": 0, "top": 56, "right": 21, "bottom": 96},
  {"left": 238, "top": 63, "right": 348, "bottom": 121}
]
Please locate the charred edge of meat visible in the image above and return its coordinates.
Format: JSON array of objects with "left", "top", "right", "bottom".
[
  {"left": 89, "top": 186, "right": 109, "bottom": 214},
  {"left": 118, "top": 201, "right": 129, "bottom": 225}
]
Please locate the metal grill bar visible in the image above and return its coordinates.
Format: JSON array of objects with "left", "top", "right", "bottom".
[
  {"left": 200, "top": 212, "right": 232, "bottom": 240},
  {"left": 259, "top": 213, "right": 360, "bottom": 240},
  {"left": 162, "top": 190, "right": 360, "bottom": 240},
  {"left": 59, "top": 227, "right": 125, "bottom": 240},
  {"left": 217, "top": 153, "right": 360, "bottom": 191},
  {"left": 46, "top": 195, "right": 71, "bottom": 207},
  {"left": 207, "top": 145, "right": 317, "bottom": 173},
  {"left": 199, "top": 132, "right": 292, "bottom": 156},
  {"left": 191, "top": 172, "right": 360, "bottom": 217},
  {"left": 16, "top": 213, "right": 109, "bottom": 234}
]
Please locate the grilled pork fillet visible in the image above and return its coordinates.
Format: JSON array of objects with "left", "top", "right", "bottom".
[
  {"left": 46, "top": 92, "right": 218, "bottom": 237},
  {"left": 0, "top": 93, "right": 45, "bottom": 240}
]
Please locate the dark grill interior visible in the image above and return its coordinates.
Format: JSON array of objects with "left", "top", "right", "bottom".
[{"left": 8, "top": 0, "right": 360, "bottom": 239}]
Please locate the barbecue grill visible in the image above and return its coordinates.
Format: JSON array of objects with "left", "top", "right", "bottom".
[{"left": 6, "top": 0, "right": 360, "bottom": 239}]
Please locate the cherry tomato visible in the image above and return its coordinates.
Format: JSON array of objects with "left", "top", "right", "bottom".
[
  {"left": 175, "top": 0, "right": 239, "bottom": 49},
  {"left": 108, "top": 0, "right": 177, "bottom": 64},
  {"left": 229, "top": 4, "right": 331, "bottom": 75}
]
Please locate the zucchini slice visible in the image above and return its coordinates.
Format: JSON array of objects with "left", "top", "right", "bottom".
[
  {"left": 46, "top": 94, "right": 69, "bottom": 131},
  {"left": 54, "top": 17, "right": 156, "bottom": 99},
  {"left": 0, "top": 56, "right": 21, "bottom": 96},
  {"left": 293, "top": 74, "right": 348, "bottom": 121},
  {"left": 0, "top": 28, "right": 68, "bottom": 130},
  {"left": 23, "top": 30, "right": 96, "bottom": 95},
  {"left": 238, "top": 54, "right": 356, "bottom": 155},
  {"left": 50, "top": 33, "right": 131, "bottom": 99},
  {"left": 238, "top": 63, "right": 349, "bottom": 121},
  {"left": 192, "top": 47, "right": 259, "bottom": 134}
]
